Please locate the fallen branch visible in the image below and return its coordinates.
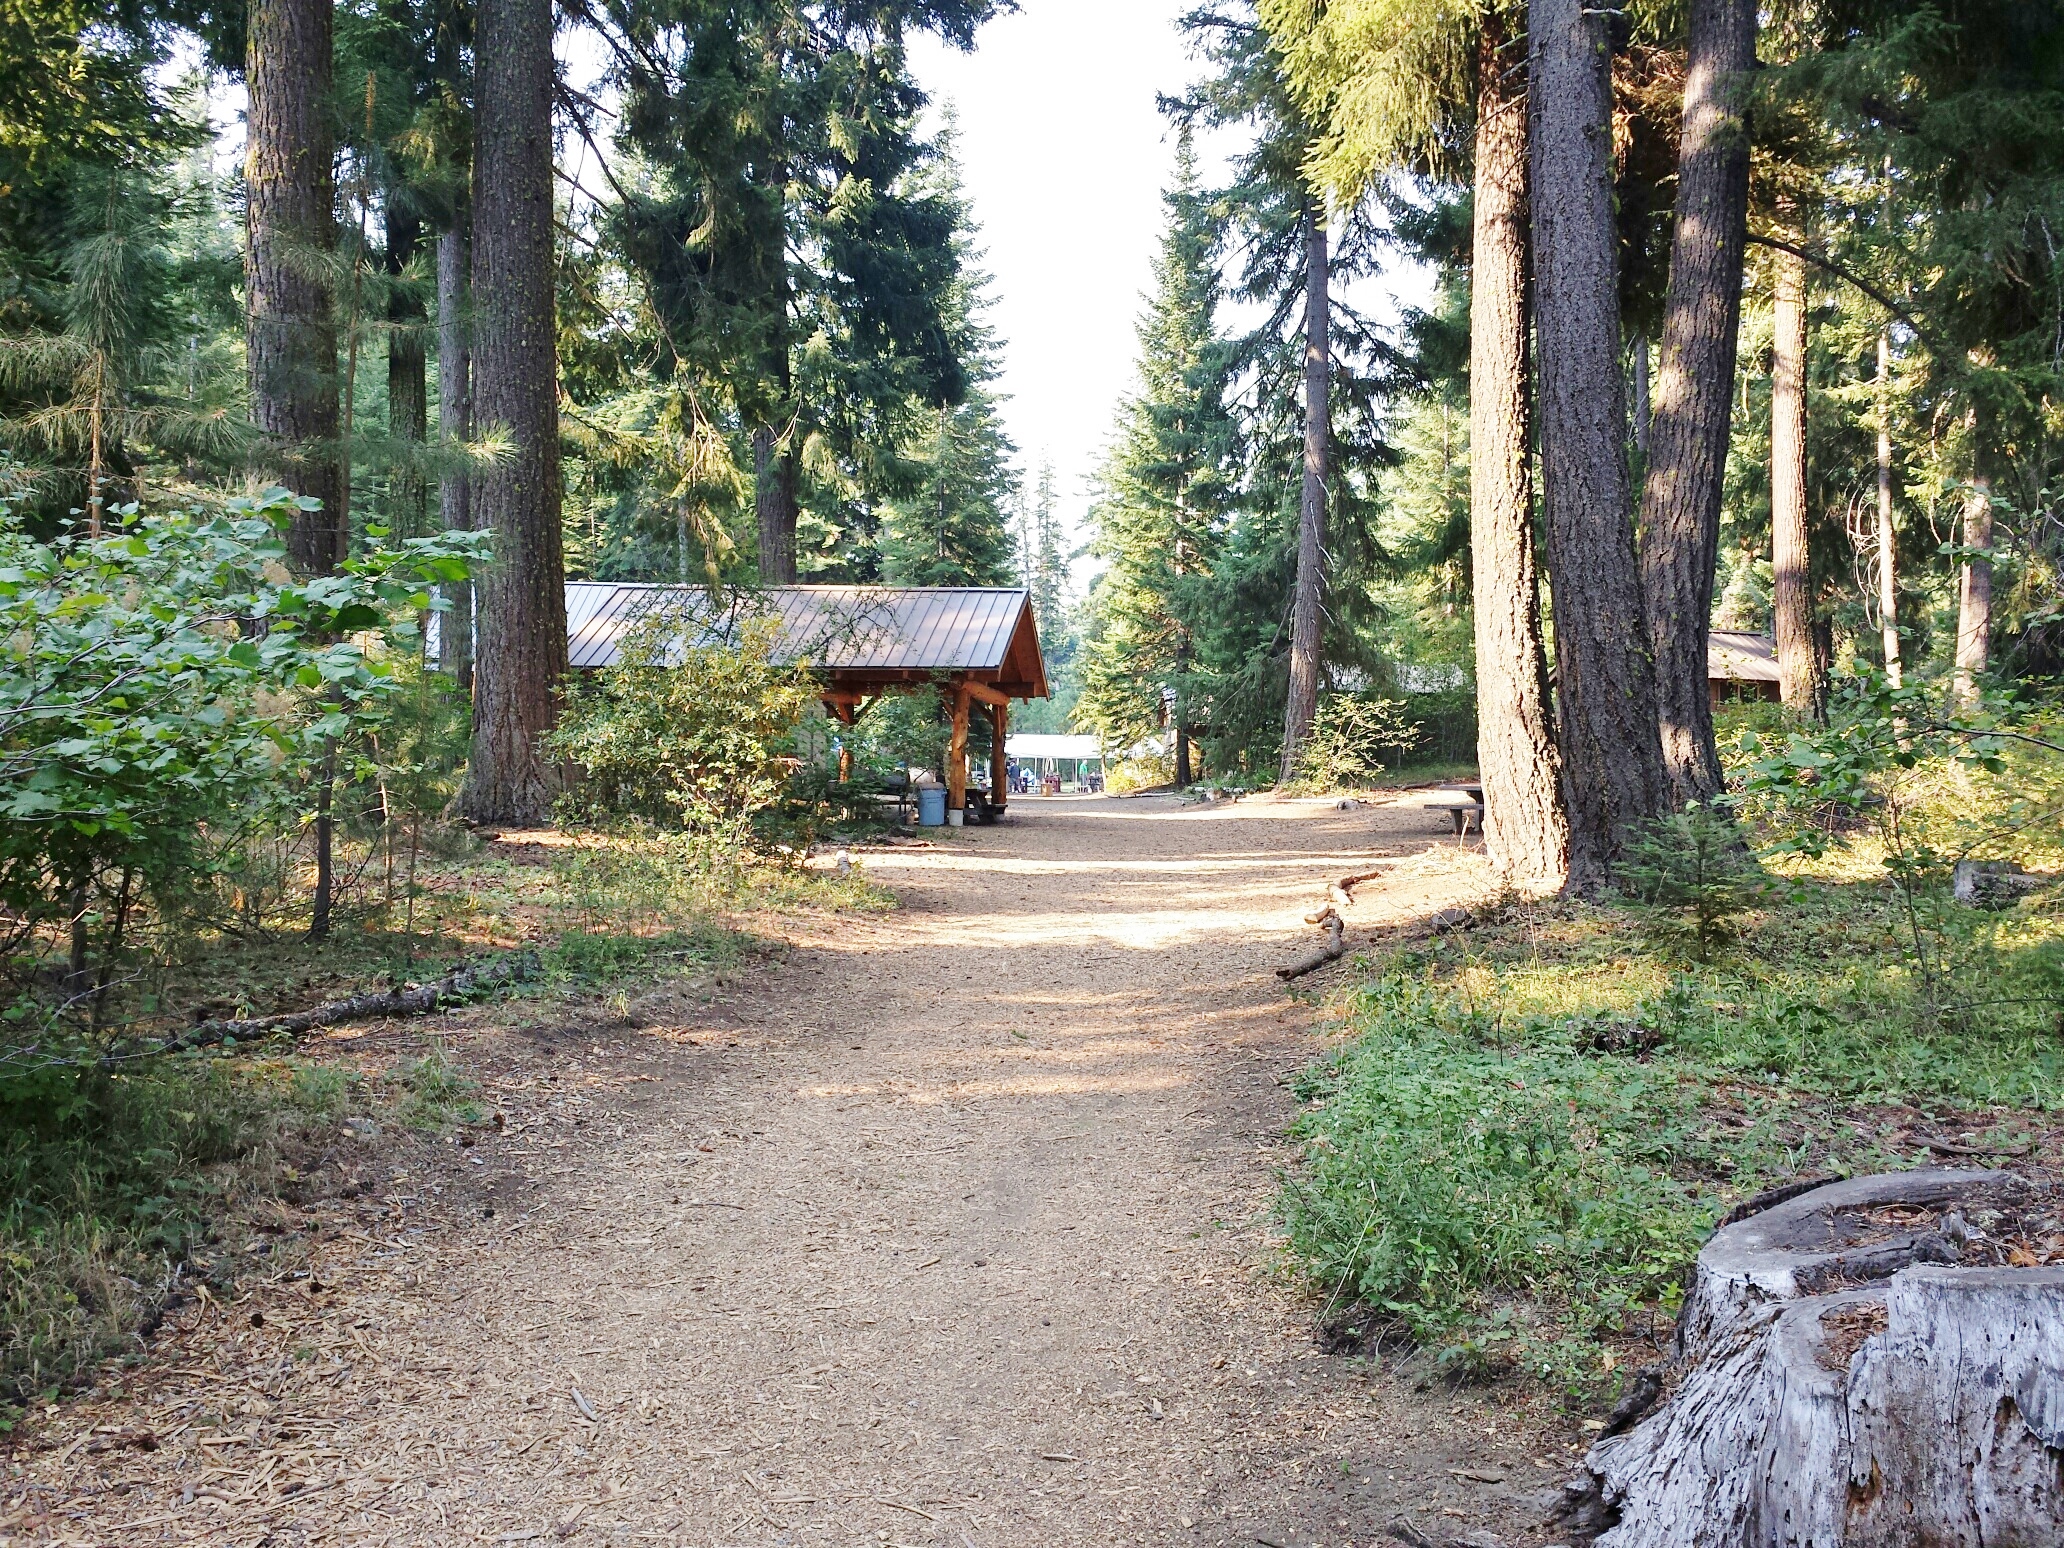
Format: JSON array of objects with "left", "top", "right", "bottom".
[
  {"left": 1327, "top": 867, "right": 1389, "bottom": 909},
  {"left": 104, "top": 949, "right": 542, "bottom": 1064},
  {"left": 1913, "top": 1133, "right": 2035, "bottom": 1159},
  {"left": 1278, "top": 907, "right": 1346, "bottom": 980}
]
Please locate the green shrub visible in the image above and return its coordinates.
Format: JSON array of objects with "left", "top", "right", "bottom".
[
  {"left": 548, "top": 607, "right": 815, "bottom": 844},
  {"left": 1290, "top": 694, "right": 1419, "bottom": 791}
]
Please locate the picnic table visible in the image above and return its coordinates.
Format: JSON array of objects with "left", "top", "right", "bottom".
[{"left": 1429, "top": 781, "right": 1485, "bottom": 836}]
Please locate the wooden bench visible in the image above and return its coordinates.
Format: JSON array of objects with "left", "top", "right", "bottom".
[{"left": 1427, "top": 798, "right": 1484, "bottom": 836}]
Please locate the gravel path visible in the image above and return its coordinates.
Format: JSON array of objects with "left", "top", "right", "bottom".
[{"left": 11, "top": 793, "right": 1573, "bottom": 1546}]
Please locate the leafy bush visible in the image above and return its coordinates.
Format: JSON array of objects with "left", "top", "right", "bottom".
[
  {"left": 1736, "top": 672, "right": 2064, "bottom": 1013},
  {"left": 0, "top": 486, "right": 482, "bottom": 1028},
  {"left": 548, "top": 605, "right": 815, "bottom": 843},
  {"left": 1290, "top": 693, "right": 1419, "bottom": 790}
]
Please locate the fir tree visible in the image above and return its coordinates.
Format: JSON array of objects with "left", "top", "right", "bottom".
[
  {"left": 1078, "top": 136, "right": 1238, "bottom": 785},
  {"left": 879, "top": 124, "right": 1015, "bottom": 587}
]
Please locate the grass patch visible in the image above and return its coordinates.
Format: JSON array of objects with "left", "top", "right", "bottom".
[
  {"left": 0, "top": 824, "right": 891, "bottom": 1414},
  {"left": 1281, "top": 869, "right": 2064, "bottom": 1397},
  {"left": 0, "top": 1054, "right": 350, "bottom": 1417}
]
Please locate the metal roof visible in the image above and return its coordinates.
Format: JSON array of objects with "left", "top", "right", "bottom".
[
  {"left": 1709, "top": 630, "right": 1782, "bottom": 683},
  {"left": 566, "top": 582, "right": 1039, "bottom": 678}
]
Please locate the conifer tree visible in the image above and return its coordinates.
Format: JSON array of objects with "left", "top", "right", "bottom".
[
  {"left": 1079, "top": 138, "right": 1237, "bottom": 784},
  {"left": 1020, "top": 459, "right": 1068, "bottom": 645},
  {"left": 879, "top": 126, "right": 1014, "bottom": 587},
  {"left": 245, "top": 0, "right": 342, "bottom": 571}
]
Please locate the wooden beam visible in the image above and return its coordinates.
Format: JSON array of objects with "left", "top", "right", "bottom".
[
  {"left": 946, "top": 685, "right": 970, "bottom": 816},
  {"left": 962, "top": 679, "right": 1014, "bottom": 710}
]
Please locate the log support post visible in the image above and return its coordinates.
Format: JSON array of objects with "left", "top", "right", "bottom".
[
  {"left": 947, "top": 686, "right": 970, "bottom": 815},
  {"left": 828, "top": 696, "right": 857, "bottom": 783},
  {"left": 990, "top": 701, "right": 1009, "bottom": 809}
]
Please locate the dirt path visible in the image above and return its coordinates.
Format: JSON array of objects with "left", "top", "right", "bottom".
[{"left": 12, "top": 794, "right": 1577, "bottom": 1547}]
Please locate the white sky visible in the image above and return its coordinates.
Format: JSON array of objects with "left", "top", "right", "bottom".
[{"left": 908, "top": 1, "right": 1222, "bottom": 572}]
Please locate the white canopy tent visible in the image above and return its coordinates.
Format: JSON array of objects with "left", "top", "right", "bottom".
[{"left": 1003, "top": 734, "right": 1106, "bottom": 793}]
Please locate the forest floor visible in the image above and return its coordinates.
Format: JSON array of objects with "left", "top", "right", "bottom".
[{"left": 5, "top": 792, "right": 1587, "bottom": 1548}]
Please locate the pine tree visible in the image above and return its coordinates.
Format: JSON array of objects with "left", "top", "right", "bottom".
[
  {"left": 1530, "top": 0, "right": 1672, "bottom": 891},
  {"left": 1021, "top": 459, "right": 1068, "bottom": 646},
  {"left": 1078, "top": 137, "right": 1237, "bottom": 784},
  {"left": 456, "top": 0, "right": 566, "bottom": 824},
  {"left": 880, "top": 128, "right": 1015, "bottom": 587},
  {"left": 245, "top": 0, "right": 342, "bottom": 571}
]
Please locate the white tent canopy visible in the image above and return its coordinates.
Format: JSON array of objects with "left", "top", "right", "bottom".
[{"left": 1004, "top": 734, "right": 1105, "bottom": 761}]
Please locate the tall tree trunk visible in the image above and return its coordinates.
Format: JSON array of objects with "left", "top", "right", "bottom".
[
  {"left": 1953, "top": 426, "right": 1993, "bottom": 705},
  {"left": 1278, "top": 203, "right": 1329, "bottom": 783},
  {"left": 386, "top": 203, "right": 428, "bottom": 540},
  {"left": 456, "top": 0, "right": 566, "bottom": 824},
  {"left": 1637, "top": 0, "right": 1756, "bottom": 802},
  {"left": 1629, "top": 334, "right": 1651, "bottom": 463},
  {"left": 245, "top": 0, "right": 342, "bottom": 573},
  {"left": 754, "top": 426, "right": 799, "bottom": 584},
  {"left": 1769, "top": 242, "right": 1823, "bottom": 718},
  {"left": 438, "top": 214, "right": 474, "bottom": 689},
  {"left": 1876, "top": 331, "right": 1901, "bottom": 686},
  {"left": 1529, "top": 0, "right": 1672, "bottom": 892},
  {"left": 1469, "top": 16, "right": 1569, "bottom": 893}
]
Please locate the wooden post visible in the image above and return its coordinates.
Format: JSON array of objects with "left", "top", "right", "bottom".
[
  {"left": 946, "top": 686, "right": 970, "bottom": 816},
  {"left": 829, "top": 697, "right": 855, "bottom": 783},
  {"left": 990, "top": 702, "right": 1009, "bottom": 807}
]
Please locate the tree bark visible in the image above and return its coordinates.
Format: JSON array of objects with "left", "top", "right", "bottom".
[
  {"left": 754, "top": 426, "right": 799, "bottom": 584},
  {"left": 1469, "top": 18, "right": 1569, "bottom": 894},
  {"left": 245, "top": 0, "right": 342, "bottom": 573},
  {"left": 386, "top": 203, "right": 428, "bottom": 541},
  {"left": 1279, "top": 203, "right": 1329, "bottom": 784},
  {"left": 1954, "top": 423, "right": 1993, "bottom": 704},
  {"left": 1637, "top": 0, "right": 1756, "bottom": 803},
  {"left": 1529, "top": 0, "right": 1672, "bottom": 892},
  {"left": 1562, "top": 1170, "right": 2062, "bottom": 1548},
  {"left": 1770, "top": 243, "right": 1823, "bottom": 718},
  {"left": 1875, "top": 332, "right": 1901, "bottom": 686},
  {"left": 438, "top": 216, "right": 474, "bottom": 688},
  {"left": 1629, "top": 334, "right": 1650, "bottom": 463},
  {"left": 456, "top": 0, "right": 566, "bottom": 825}
]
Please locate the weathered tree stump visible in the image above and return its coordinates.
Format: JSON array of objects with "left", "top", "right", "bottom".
[{"left": 1560, "top": 1169, "right": 2064, "bottom": 1547}]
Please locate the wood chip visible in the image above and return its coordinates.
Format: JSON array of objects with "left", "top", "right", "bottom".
[{"left": 876, "top": 1498, "right": 937, "bottom": 1520}]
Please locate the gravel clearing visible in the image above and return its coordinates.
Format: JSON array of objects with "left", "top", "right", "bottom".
[{"left": 7, "top": 792, "right": 1579, "bottom": 1546}]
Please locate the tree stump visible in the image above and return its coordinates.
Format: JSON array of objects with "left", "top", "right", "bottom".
[{"left": 1560, "top": 1169, "right": 2064, "bottom": 1546}]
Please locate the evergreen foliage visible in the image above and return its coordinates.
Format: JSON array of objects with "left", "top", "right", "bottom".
[{"left": 1078, "top": 136, "right": 1237, "bottom": 764}]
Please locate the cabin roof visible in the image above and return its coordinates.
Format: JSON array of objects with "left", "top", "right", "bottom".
[
  {"left": 565, "top": 582, "right": 1049, "bottom": 700},
  {"left": 1709, "top": 630, "right": 1782, "bottom": 684}
]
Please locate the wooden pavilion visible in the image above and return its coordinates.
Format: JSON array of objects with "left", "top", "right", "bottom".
[{"left": 564, "top": 583, "right": 1050, "bottom": 817}]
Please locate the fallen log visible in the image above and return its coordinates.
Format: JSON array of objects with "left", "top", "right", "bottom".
[
  {"left": 1278, "top": 907, "right": 1346, "bottom": 980},
  {"left": 1560, "top": 1168, "right": 2064, "bottom": 1546},
  {"left": 105, "top": 949, "right": 542, "bottom": 1064}
]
